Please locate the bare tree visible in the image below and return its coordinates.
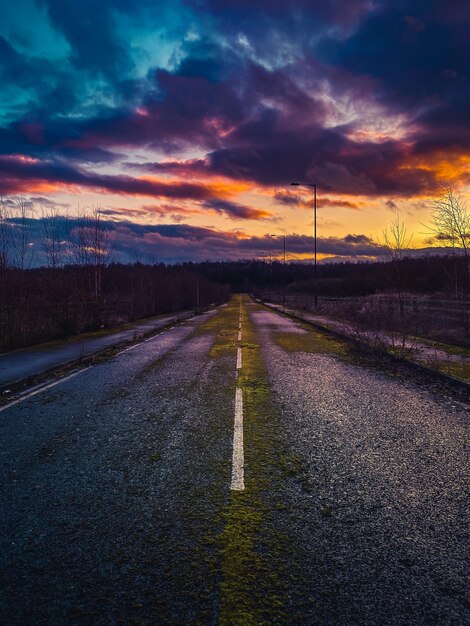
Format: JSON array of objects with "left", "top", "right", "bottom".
[
  {"left": 41, "top": 205, "right": 65, "bottom": 269},
  {"left": 382, "top": 210, "right": 413, "bottom": 309},
  {"left": 378, "top": 211, "right": 414, "bottom": 349},
  {"left": 428, "top": 183, "right": 469, "bottom": 294},
  {"left": 430, "top": 183, "right": 469, "bottom": 256},
  {"left": 12, "top": 197, "right": 34, "bottom": 271},
  {"left": 0, "top": 199, "right": 12, "bottom": 348},
  {"left": 68, "top": 206, "right": 90, "bottom": 267},
  {"left": 87, "top": 206, "right": 113, "bottom": 298},
  {"left": 0, "top": 198, "right": 12, "bottom": 273}
]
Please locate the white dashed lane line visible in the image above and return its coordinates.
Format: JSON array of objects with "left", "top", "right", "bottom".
[
  {"left": 230, "top": 389, "right": 245, "bottom": 491},
  {"left": 236, "top": 347, "right": 242, "bottom": 370},
  {"left": 231, "top": 297, "right": 245, "bottom": 491}
]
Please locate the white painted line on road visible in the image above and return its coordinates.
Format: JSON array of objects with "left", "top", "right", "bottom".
[
  {"left": 230, "top": 387, "right": 244, "bottom": 491},
  {"left": 0, "top": 367, "right": 91, "bottom": 414},
  {"left": 236, "top": 347, "right": 242, "bottom": 369},
  {"left": 117, "top": 341, "right": 144, "bottom": 355},
  {"left": 237, "top": 330, "right": 242, "bottom": 342},
  {"left": 117, "top": 324, "right": 181, "bottom": 355},
  {"left": 117, "top": 332, "right": 164, "bottom": 355}
]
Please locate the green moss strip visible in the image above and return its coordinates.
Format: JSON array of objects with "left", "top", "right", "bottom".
[
  {"left": 191, "top": 297, "right": 315, "bottom": 623},
  {"left": 218, "top": 296, "right": 293, "bottom": 625},
  {"left": 272, "top": 328, "right": 350, "bottom": 359}
]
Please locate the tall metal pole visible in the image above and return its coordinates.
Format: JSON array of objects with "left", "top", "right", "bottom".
[
  {"left": 269, "top": 251, "right": 272, "bottom": 302},
  {"left": 314, "top": 184, "right": 317, "bottom": 308},
  {"left": 283, "top": 234, "right": 286, "bottom": 308}
]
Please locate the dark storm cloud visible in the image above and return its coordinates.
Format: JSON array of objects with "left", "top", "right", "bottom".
[
  {"left": 24, "top": 64, "right": 247, "bottom": 158},
  {"left": 54, "top": 58, "right": 325, "bottom": 156},
  {"left": 0, "top": 36, "right": 50, "bottom": 89},
  {"left": 0, "top": 36, "right": 77, "bottom": 118},
  {"left": 187, "top": 0, "right": 374, "bottom": 39},
  {"left": 202, "top": 120, "right": 438, "bottom": 196},
  {"left": 318, "top": 0, "right": 470, "bottom": 154},
  {"left": 38, "top": 0, "right": 132, "bottom": 78},
  {"left": 0, "top": 156, "right": 214, "bottom": 200},
  {"left": 204, "top": 199, "right": 271, "bottom": 220},
  {"left": 1, "top": 0, "right": 469, "bottom": 218}
]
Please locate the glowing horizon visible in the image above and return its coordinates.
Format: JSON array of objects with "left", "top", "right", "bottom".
[{"left": 1, "top": 1, "right": 469, "bottom": 262}]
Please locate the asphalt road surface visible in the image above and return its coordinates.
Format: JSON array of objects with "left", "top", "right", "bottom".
[
  {"left": 0, "top": 311, "right": 193, "bottom": 389},
  {"left": 1, "top": 296, "right": 468, "bottom": 625}
]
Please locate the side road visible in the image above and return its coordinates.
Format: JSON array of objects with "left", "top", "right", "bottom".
[
  {"left": 259, "top": 300, "right": 470, "bottom": 386},
  {"left": 0, "top": 310, "right": 195, "bottom": 390}
]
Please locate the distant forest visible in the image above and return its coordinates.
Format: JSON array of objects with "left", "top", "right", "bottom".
[
  {"left": 193, "top": 254, "right": 470, "bottom": 297},
  {"left": 1, "top": 253, "right": 468, "bottom": 353}
]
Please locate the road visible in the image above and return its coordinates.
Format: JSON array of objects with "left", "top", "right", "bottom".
[
  {"left": 0, "top": 296, "right": 468, "bottom": 625},
  {"left": 0, "top": 311, "right": 193, "bottom": 389}
]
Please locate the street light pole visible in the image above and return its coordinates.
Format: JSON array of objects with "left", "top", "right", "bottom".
[
  {"left": 291, "top": 182, "right": 317, "bottom": 307},
  {"left": 271, "top": 234, "right": 286, "bottom": 307},
  {"left": 313, "top": 184, "right": 317, "bottom": 308},
  {"left": 268, "top": 250, "right": 272, "bottom": 302}
]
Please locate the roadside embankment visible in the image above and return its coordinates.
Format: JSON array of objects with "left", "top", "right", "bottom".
[{"left": 256, "top": 299, "right": 470, "bottom": 387}]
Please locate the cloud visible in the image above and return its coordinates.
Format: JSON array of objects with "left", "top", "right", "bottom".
[
  {"left": 274, "top": 190, "right": 360, "bottom": 210},
  {"left": 204, "top": 199, "right": 271, "bottom": 220},
  {"left": 274, "top": 190, "right": 301, "bottom": 206},
  {"left": 5, "top": 213, "right": 386, "bottom": 264},
  {"left": 0, "top": 155, "right": 218, "bottom": 200},
  {"left": 343, "top": 233, "right": 373, "bottom": 244},
  {"left": 318, "top": 198, "right": 360, "bottom": 210},
  {"left": 319, "top": 0, "right": 470, "bottom": 133},
  {"left": 40, "top": 0, "right": 132, "bottom": 79},
  {"left": 0, "top": 0, "right": 469, "bottom": 241}
]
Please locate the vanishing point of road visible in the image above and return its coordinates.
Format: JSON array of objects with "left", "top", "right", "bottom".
[{"left": 0, "top": 296, "right": 468, "bottom": 625}]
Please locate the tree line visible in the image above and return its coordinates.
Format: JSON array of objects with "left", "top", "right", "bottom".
[
  {"left": 0, "top": 203, "right": 229, "bottom": 352},
  {"left": 0, "top": 261, "right": 229, "bottom": 353},
  {"left": 195, "top": 254, "right": 469, "bottom": 297}
]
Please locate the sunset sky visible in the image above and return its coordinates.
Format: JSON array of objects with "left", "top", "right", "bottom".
[{"left": 1, "top": 0, "right": 469, "bottom": 263}]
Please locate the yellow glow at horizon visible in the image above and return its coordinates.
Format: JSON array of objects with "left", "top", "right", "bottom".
[{"left": 14, "top": 167, "right": 470, "bottom": 253}]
